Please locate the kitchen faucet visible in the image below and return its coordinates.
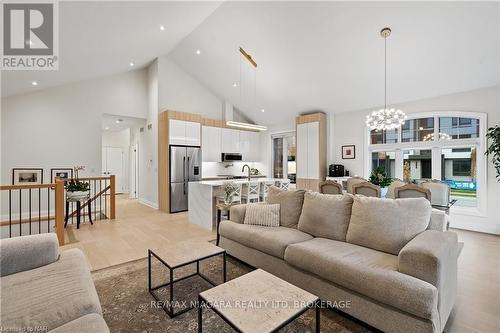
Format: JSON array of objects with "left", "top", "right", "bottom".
[{"left": 242, "top": 164, "right": 251, "bottom": 181}]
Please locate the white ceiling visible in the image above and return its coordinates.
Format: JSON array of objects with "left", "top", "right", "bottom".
[
  {"left": 1, "top": 1, "right": 222, "bottom": 97},
  {"left": 168, "top": 1, "right": 500, "bottom": 125},
  {"left": 102, "top": 113, "right": 146, "bottom": 132}
]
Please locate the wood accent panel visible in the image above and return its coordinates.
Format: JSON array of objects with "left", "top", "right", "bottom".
[
  {"left": 110, "top": 175, "right": 116, "bottom": 219},
  {"left": 295, "top": 112, "right": 327, "bottom": 192},
  {"left": 158, "top": 111, "right": 170, "bottom": 212},
  {"left": 163, "top": 110, "right": 203, "bottom": 123},
  {"left": 54, "top": 179, "right": 65, "bottom": 245}
]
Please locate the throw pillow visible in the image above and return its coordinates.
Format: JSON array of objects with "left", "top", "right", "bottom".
[
  {"left": 243, "top": 203, "right": 280, "bottom": 227},
  {"left": 298, "top": 192, "right": 354, "bottom": 241},
  {"left": 266, "top": 186, "right": 306, "bottom": 228},
  {"left": 346, "top": 196, "right": 431, "bottom": 255}
]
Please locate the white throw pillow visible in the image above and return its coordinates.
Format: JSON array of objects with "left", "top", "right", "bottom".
[{"left": 243, "top": 203, "right": 280, "bottom": 227}]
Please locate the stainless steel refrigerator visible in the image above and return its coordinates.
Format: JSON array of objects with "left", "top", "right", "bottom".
[{"left": 169, "top": 146, "right": 201, "bottom": 213}]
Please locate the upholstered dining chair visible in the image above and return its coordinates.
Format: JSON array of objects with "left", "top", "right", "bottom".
[
  {"left": 421, "top": 180, "right": 450, "bottom": 206},
  {"left": 352, "top": 181, "right": 381, "bottom": 198},
  {"left": 386, "top": 179, "right": 406, "bottom": 199},
  {"left": 394, "top": 183, "right": 431, "bottom": 202},
  {"left": 346, "top": 177, "right": 366, "bottom": 194},
  {"left": 319, "top": 180, "right": 343, "bottom": 195}
]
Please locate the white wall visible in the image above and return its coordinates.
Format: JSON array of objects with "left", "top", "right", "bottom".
[
  {"left": 330, "top": 86, "right": 500, "bottom": 234},
  {"left": 158, "top": 57, "right": 223, "bottom": 119}
]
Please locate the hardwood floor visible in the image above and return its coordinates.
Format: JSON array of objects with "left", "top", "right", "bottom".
[{"left": 61, "top": 195, "right": 500, "bottom": 333}]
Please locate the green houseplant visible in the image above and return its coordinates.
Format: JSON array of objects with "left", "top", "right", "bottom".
[
  {"left": 65, "top": 166, "right": 90, "bottom": 200},
  {"left": 486, "top": 124, "right": 500, "bottom": 181},
  {"left": 369, "top": 166, "right": 393, "bottom": 187}
]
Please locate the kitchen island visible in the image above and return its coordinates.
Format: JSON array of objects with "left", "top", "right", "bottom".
[{"left": 188, "top": 178, "right": 287, "bottom": 231}]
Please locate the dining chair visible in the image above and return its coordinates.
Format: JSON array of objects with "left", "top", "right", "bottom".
[
  {"left": 421, "top": 180, "right": 450, "bottom": 206},
  {"left": 260, "top": 181, "right": 275, "bottom": 202},
  {"left": 276, "top": 179, "right": 291, "bottom": 190},
  {"left": 319, "top": 180, "right": 343, "bottom": 195},
  {"left": 346, "top": 177, "right": 366, "bottom": 194},
  {"left": 394, "top": 183, "right": 431, "bottom": 202},
  {"left": 352, "top": 181, "right": 381, "bottom": 197},
  {"left": 386, "top": 179, "right": 406, "bottom": 199},
  {"left": 241, "top": 182, "right": 260, "bottom": 203}
]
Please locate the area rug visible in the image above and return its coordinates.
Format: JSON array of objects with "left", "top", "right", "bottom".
[{"left": 92, "top": 255, "right": 374, "bottom": 333}]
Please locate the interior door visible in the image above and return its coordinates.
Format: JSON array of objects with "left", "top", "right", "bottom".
[{"left": 104, "top": 147, "right": 124, "bottom": 193}]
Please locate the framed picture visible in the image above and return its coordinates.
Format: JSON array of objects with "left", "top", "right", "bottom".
[
  {"left": 12, "top": 168, "right": 44, "bottom": 185},
  {"left": 51, "top": 168, "right": 73, "bottom": 182},
  {"left": 342, "top": 145, "right": 356, "bottom": 159}
]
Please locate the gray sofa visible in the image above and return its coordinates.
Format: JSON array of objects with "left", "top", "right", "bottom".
[
  {"left": 219, "top": 188, "right": 459, "bottom": 333},
  {"left": 0, "top": 233, "right": 109, "bottom": 333}
]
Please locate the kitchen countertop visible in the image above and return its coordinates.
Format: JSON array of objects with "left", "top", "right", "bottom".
[
  {"left": 201, "top": 175, "right": 267, "bottom": 181},
  {"left": 192, "top": 178, "right": 286, "bottom": 186}
]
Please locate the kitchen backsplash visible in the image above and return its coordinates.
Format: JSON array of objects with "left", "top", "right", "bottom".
[{"left": 202, "top": 162, "right": 266, "bottom": 178}]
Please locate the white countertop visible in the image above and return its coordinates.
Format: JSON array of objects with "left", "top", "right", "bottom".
[{"left": 191, "top": 178, "right": 287, "bottom": 186}]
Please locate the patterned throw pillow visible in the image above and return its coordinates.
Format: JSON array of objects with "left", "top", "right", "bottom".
[{"left": 243, "top": 203, "right": 280, "bottom": 227}]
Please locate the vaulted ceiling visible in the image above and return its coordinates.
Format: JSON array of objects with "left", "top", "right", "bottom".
[{"left": 168, "top": 1, "right": 500, "bottom": 125}]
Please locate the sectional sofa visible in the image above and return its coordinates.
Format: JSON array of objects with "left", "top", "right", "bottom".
[
  {"left": 0, "top": 233, "right": 109, "bottom": 332},
  {"left": 219, "top": 187, "right": 459, "bottom": 333}
]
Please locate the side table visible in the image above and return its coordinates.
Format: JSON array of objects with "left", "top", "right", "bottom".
[{"left": 64, "top": 196, "right": 92, "bottom": 229}]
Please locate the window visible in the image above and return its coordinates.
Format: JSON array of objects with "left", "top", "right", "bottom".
[
  {"left": 366, "top": 112, "right": 485, "bottom": 212},
  {"left": 441, "top": 147, "right": 477, "bottom": 207},
  {"left": 403, "top": 149, "right": 432, "bottom": 182},
  {"left": 439, "top": 117, "right": 480, "bottom": 139},
  {"left": 370, "top": 129, "right": 398, "bottom": 144},
  {"left": 272, "top": 133, "right": 296, "bottom": 183},
  {"left": 402, "top": 117, "right": 434, "bottom": 142},
  {"left": 371, "top": 151, "right": 395, "bottom": 178}
]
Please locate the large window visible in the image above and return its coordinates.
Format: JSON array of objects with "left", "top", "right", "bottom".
[{"left": 367, "top": 112, "right": 485, "bottom": 212}]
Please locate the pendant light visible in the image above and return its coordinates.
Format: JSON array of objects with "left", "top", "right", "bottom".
[{"left": 366, "top": 27, "right": 407, "bottom": 131}]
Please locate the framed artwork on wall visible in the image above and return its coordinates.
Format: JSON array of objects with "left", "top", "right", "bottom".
[
  {"left": 51, "top": 168, "right": 73, "bottom": 182},
  {"left": 12, "top": 168, "right": 44, "bottom": 185},
  {"left": 342, "top": 145, "right": 356, "bottom": 159}
]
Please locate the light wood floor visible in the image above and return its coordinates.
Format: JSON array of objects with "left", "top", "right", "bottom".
[{"left": 61, "top": 195, "right": 499, "bottom": 333}]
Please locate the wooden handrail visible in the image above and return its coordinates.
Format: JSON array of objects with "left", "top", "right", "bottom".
[
  {"left": 54, "top": 179, "right": 64, "bottom": 245},
  {"left": 0, "top": 183, "right": 55, "bottom": 191},
  {"left": 65, "top": 176, "right": 112, "bottom": 181}
]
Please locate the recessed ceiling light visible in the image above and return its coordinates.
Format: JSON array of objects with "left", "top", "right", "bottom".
[
  {"left": 116, "top": 119, "right": 123, "bottom": 124},
  {"left": 129, "top": 62, "right": 134, "bottom": 67},
  {"left": 159, "top": 25, "right": 165, "bottom": 31},
  {"left": 232, "top": 83, "right": 238, "bottom": 88},
  {"left": 195, "top": 49, "right": 201, "bottom": 55},
  {"left": 105, "top": 127, "right": 110, "bottom": 130},
  {"left": 31, "top": 81, "right": 38, "bottom": 86},
  {"left": 261, "top": 109, "right": 265, "bottom": 113}
]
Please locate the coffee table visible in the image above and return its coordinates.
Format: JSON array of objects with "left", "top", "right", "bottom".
[
  {"left": 198, "top": 269, "right": 320, "bottom": 333},
  {"left": 148, "top": 241, "right": 226, "bottom": 317}
]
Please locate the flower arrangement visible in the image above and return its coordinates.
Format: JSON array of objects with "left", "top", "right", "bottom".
[
  {"left": 65, "top": 166, "right": 90, "bottom": 192},
  {"left": 222, "top": 182, "right": 239, "bottom": 205},
  {"left": 368, "top": 166, "right": 393, "bottom": 187}
]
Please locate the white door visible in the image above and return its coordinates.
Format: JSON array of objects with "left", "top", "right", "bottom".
[{"left": 103, "top": 147, "right": 124, "bottom": 193}]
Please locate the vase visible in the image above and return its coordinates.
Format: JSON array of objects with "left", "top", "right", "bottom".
[
  {"left": 67, "top": 191, "right": 89, "bottom": 201},
  {"left": 381, "top": 187, "right": 389, "bottom": 198},
  {"left": 223, "top": 195, "right": 233, "bottom": 205}
]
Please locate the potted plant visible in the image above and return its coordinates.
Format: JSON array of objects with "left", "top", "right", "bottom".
[
  {"left": 369, "top": 166, "right": 393, "bottom": 197},
  {"left": 222, "top": 182, "right": 239, "bottom": 205},
  {"left": 65, "top": 166, "right": 90, "bottom": 200},
  {"left": 486, "top": 124, "right": 500, "bottom": 182}
]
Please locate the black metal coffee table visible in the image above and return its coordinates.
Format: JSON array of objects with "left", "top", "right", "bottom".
[{"left": 148, "top": 241, "right": 226, "bottom": 317}]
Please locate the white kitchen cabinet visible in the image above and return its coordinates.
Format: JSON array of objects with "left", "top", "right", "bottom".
[
  {"left": 248, "top": 131, "right": 260, "bottom": 162},
  {"left": 239, "top": 130, "right": 250, "bottom": 160},
  {"left": 202, "top": 126, "right": 221, "bottom": 162},
  {"left": 307, "top": 122, "right": 320, "bottom": 178},
  {"left": 221, "top": 128, "right": 239, "bottom": 153},
  {"left": 296, "top": 123, "right": 308, "bottom": 178},
  {"left": 169, "top": 119, "right": 200, "bottom": 146}
]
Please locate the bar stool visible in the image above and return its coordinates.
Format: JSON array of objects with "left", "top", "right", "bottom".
[
  {"left": 276, "top": 179, "right": 290, "bottom": 190},
  {"left": 260, "top": 180, "right": 275, "bottom": 202},
  {"left": 241, "top": 182, "right": 260, "bottom": 203}
]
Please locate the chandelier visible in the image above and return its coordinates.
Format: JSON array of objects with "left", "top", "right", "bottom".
[{"left": 366, "top": 27, "right": 407, "bottom": 131}]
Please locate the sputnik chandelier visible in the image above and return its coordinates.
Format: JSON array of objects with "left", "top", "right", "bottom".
[{"left": 366, "top": 27, "right": 407, "bottom": 131}]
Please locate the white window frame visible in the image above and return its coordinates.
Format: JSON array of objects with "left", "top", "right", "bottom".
[{"left": 364, "top": 111, "right": 487, "bottom": 217}]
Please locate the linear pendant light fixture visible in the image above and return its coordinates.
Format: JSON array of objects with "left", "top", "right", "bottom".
[
  {"left": 226, "top": 47, "right": 267, "bottom": 132},
  {"left": 365, "top": 27, "right": 407, "bottom": 132}
]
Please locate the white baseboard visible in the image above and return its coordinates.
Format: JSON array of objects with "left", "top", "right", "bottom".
[{"left": 138, "top": 198, "right": 159, "bottom": 210}]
